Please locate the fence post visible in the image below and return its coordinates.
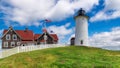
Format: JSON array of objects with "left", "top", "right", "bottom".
[{"left": 18, "top": 46, "right": 19, "bottom": 53}]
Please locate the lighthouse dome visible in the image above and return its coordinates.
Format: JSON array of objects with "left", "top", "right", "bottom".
[{"left": 78, "top": 8, "right": 85, "bottom": 16}]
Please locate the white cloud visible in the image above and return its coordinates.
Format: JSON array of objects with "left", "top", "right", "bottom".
[
  {"left": 91, "top": 0, "right": 120, "bottom": 22},
  {"left": 89, "top": 27, "right": 120, "bottom": 50},
  {"left": 1, "top": 0, "right": 99, "bottom": 26},
  {"left": 70, "top": 34, "right": 75, "bottom": 38},
  {"left": 65, "top": 22, "right": 71, "bottom": 28},
  {"left": 72, "top": 0, "right": 99, "bottom": 12},
  {"left": 0, "top": 29, "right": 4, "bottom": 37},
  {"left": 48, "top": 23, "right": 72, "bottom": 36},
  {"left": 112, "top": 27, "right": 120, "bottom": 31},
  {"left": 48, "top": 23, "right": 73, "bottom": 43}
]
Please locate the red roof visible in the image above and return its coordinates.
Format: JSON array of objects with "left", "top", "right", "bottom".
[
  {"left": 3, "top": 29, "right": 58, "bottom": 41},
  {"left": 21, "top": 41, "right": 34, "bottom": 43},
  {"left": 3, "top": 30, "right": 34, "bottom": 41},
  {"left": 50, "top": 34, "right": 58, "bottom": 40},
  {"left": 40, "top": 40, "right": 45, "bottom": 42},
  {"left": 34, "top": 34, "right": 58, "bottom": 40},
  {"left": 34, "top": 34, "right": 41, "bottom": 40},
  {"left": 3, "top": 30, "right": 7, "bottom": 34}
]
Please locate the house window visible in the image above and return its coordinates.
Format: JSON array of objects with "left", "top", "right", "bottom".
[
  {"left": 17, "top": 42, "right": 21, "bottom": 46},
  {"left": 21, "top": 44, "right": 26, "bottom": 46},
  {"left": 6, "top": 34, "right": 11, "bottom": 40},
  {"left": 13, "top": 34, "right": 17, "bottom": 40},
  {"left": 4, "top": 42, "right": 8, "bottom": 47},
  {"left": 11, "top": 42, "right": 15, "bottom": 47}
]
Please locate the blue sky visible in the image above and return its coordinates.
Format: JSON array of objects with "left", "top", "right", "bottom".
[{"left": 0, "top": 0, "right": 120, "bottom": 49}]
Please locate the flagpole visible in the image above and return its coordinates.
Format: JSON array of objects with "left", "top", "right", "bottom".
[
  {"left": 44, "top": 32, "right": 46, "bottom": 45},
  {"left": 43, "top": 19, "right": 51, "bottom": 45},
  {"left": 44, "top": 20, "right": 47, "bottom": 45}
]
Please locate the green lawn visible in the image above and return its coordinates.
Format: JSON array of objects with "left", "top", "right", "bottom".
[{"left": 0, "top": 46, "right": 120, "bottom": 68}]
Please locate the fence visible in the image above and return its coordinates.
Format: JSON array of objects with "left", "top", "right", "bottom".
[{"left": 0, "top": 44, "right": 68, "bottom": 59}]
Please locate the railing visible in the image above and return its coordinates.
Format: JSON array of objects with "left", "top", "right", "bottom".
[{"left": 0, "top": 44, "right": 68, "bottom": 59}]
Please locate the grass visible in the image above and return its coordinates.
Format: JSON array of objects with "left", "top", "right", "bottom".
[{"left": 0, "top": 46, "right": 120, "bottom": 68}]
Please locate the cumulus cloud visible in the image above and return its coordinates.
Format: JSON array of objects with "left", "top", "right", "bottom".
[
  {"left": 91, "top": 0, "right": 120, "bottom": 22},
  {"left": 65, "top": 22, "right": 71, "bottom": 28},
  {"left": 70, "top": 34, "right": 75, "bottom": 38},
  {"left": 0, "top": 0, "right": 99, "bottom": 26},
  {"left": 48, "top": 23, "right": 72, "bottom": 36},
  {"left": 0, "top": 29, "right": 4, "bottom": 37},
  {"left": 89, "top": 27, "right": 120, "bottom": 50},
  {"left": 47, "top": 23, "right": 74, "bottom": 43}
]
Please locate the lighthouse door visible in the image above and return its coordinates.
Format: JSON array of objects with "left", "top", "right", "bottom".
[{"left": 80, "top": 40, "right": 83, "bottom": 45}]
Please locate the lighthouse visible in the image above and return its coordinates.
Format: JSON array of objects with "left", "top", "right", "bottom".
[{"left": 74, "top": 8, "right": 89, "bottom": 46}]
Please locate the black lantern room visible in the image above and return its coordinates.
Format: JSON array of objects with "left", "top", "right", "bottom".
[{"left": 77, "top": 8, "right": 86, "bottom": 16}]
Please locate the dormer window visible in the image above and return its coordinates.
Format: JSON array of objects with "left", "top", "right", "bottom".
[
  {"left": 6, "top": 34, "right": 11, "bottom": 40},
  {"left": 13, "top": 34, "right": 17, "bottom": 40}
]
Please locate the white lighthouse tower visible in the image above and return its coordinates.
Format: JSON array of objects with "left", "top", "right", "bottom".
[{"left": 74, "top": 8, "right": 89, "bottom": 46}]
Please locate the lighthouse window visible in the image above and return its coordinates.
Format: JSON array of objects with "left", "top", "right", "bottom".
[{"left": 81, "top": 40, "right": 83, "bottom": 45}]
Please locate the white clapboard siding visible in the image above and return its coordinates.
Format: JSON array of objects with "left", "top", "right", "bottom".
[{"left": 0, "top": 44, "right": 68, "bottom": 59}]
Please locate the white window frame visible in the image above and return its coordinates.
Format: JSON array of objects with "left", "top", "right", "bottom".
[
  {"left": 17, "top": 42, "right": 21, "bottom": 46},
  {"left": 11, "top": 42, "right": 15, "bottom": 47},
  {"left": 4, "top": 42, "right": 8, "bottom": 47},
  {"left": 6, "top": 34, "right": 11, "bottom": 40},
  {"left": 13, "top": 34, "right": 17, "bottom": 40}
]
